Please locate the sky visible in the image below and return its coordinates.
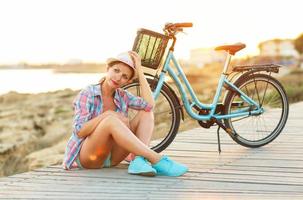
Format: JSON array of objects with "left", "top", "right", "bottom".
[{"left": 0, "top": 0, "right": 302, "bottom": 64}]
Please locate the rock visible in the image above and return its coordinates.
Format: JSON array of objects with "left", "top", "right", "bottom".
[
  {"left": 24, "top": 140, "right": 67, "bottom": 171},
  {"left": 0, "top": 89, "right": 77, "bottom": 177},
  {"left": 0, "top": 92, "right": 30, "bottom": 104}
]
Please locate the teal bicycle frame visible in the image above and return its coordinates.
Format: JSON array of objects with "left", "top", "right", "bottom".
[{"left": 152, "top": 51, "right": 263, "bottom": 121}]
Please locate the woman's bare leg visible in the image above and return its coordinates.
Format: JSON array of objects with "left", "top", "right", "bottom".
[
  {"left": 110, "top": 111, "right": 154, "bottom": 166},
  {"left": 131, "top": 110, "right": 154, "bottom": 144},
  {"left": 79, "top": 115, "right": 160, "bottom": 169}
]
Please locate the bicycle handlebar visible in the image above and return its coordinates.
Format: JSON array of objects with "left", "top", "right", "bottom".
[
  {"left": 164, "top": 22, "right": 193, "bottom": 51},
  {"left": 174, "top": 23, "right": 193, "bottom": 28},
  {"left": 164, "top": 22, "right": 193, "bottom": 31}
]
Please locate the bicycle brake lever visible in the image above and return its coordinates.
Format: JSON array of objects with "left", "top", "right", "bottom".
[{"left": 181, "top": 31, "right": 188, "bottom": 35}]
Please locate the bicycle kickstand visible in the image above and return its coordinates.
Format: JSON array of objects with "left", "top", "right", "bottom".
[
  {"left": 216, "top": 126, "right": 222, "bottom": 154},
  {"left": 215, "top": 119, "right": 230, "bottom": 154},
  {"left": 215, "top": 118, "right": 236, "bottom": 154}
]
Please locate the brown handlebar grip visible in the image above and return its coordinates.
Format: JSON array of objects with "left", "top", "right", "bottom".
[{"left": 175, "top": 23, "right": 193, "bottom": 28}]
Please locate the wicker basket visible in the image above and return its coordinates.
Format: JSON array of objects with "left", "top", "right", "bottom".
[{"left": 132, "top": 28, "right": 170, "bottom": 69}]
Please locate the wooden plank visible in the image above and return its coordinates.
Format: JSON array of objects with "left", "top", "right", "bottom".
[{"left": 0, "top": 102, "right": 302, "bottom": 199}]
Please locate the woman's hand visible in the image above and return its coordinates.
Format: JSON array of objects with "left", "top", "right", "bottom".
[{"left": 128, "top": 51, "right": 143, "bottom": 72}]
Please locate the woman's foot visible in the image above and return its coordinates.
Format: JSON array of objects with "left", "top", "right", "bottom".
[
  {"left": 152, "top": 156, "right": 188, "bottom": 177},
  {"left": 124, "top": 153, "right": 135, "bottom": 163},
  {"left": 128, "top": 156, "right": 156, "bottom": 177}
]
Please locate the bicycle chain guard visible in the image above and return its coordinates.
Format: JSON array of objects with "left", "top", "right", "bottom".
[
  {"left": 197, "top": 109, "right": 215, "bottom": 128},
  {"left": 196, "top": 104, "right": 225, "bottom": 128}
]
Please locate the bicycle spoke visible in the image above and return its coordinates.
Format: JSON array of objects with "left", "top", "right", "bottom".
[
  {"left": 261, "top": 115, "right": 269, "bottom": 134},
  {"left": 266, "top": 92, "right": 281, "bottom": 108},
  {"left": 261, "top": 80, "right": 270, "bottom": 107},
  {"left": 244, "top": 84, "right": 250, "bottom": 99},
  {"left": 253, "top": 76, "right": 261, "bottom": 105}
]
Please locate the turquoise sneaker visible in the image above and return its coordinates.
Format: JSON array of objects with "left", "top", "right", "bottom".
[
  {"left": 152, "top": 156, "right": 188, "bottom": 176},
  {"left": 128, "top": 156, "right": 156, "bottom": 177}
]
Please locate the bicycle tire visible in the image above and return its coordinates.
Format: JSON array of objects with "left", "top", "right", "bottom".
[
  {"left": 223, "top": 74, "right": 289, "bottom": 148},
  {"left": 123, "top": 78, "right": 181, "bottom": 152}
]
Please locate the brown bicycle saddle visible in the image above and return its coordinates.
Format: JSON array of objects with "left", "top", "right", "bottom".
[{"left": 214, "top": 43, "right": 246, "bottom": 55}]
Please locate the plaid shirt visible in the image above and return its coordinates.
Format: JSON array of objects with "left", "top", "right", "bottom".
[{"left": 63, "top": 83, "right": 153, "bottom": 169}]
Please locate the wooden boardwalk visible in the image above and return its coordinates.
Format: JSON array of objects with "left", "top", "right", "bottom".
[{"left": 1, "top": 102, "right": 303, "bottom": 199}]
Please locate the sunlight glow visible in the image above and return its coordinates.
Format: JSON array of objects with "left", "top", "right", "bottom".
[
  {"left": 0, "top": 0, "right": 302, "bottom": 64},
  {"left": 89, "top": 155, "right": 97, "bottom": 161}
]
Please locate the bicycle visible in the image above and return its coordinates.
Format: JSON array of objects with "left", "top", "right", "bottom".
[{"left": 123, "top": 22, "right": 289, "bottom": 153}]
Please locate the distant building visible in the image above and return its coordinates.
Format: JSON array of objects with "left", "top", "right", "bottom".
[
  {"left": 258, "top": 39, "right": 299, "bottom": 66},
  {"left": 258, "top": 39, "right": 299, "bottom": 58},
  {"left": 189, "top": 47, "right": 226, "bottom": 68}
]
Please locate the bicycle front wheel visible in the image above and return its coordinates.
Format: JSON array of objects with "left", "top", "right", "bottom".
[
  {"left": 123, "top": 78, "right": 181, "bottom": 152},
  {"left": 224, "top": 74, "right": 289, "bottom": 148}
]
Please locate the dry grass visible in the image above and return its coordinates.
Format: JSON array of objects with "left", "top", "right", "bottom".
[{"left": 278, "top": 68, "right": 303, "bottom": 103}]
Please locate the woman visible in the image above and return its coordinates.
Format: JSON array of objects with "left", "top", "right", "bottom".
[{"left": 63, "top": 51, "right": 188, "bottom": 177}]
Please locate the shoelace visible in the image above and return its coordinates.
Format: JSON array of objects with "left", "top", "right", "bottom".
[{"left": 162, "top": 156, "right": 174, "bottom": 171}]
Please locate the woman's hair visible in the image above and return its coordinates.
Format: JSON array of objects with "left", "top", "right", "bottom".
[{"left": 107, "top": 61, "right": 123, "bottom": 68}]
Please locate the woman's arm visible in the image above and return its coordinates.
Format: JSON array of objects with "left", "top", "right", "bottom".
[
  {"left": 77, "top": 114, "right": 104, "bottom": 138},
  {"left": 129, "top": 51, "right": 155, "bottom": 108}
]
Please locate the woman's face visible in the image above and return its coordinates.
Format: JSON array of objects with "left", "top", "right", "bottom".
[{"left": 105, "top": 62, "right": 134, "bottom": 89}]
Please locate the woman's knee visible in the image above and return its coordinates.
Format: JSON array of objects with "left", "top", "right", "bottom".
[
  {"left": 87, "top": 117, "right": 116, "bottom": 141},
  {"left": 99, "top": 115, "right": 120, "bottom": 128},
  {"left": 97, "top": 115, "right": 127, "bottom": 133}
]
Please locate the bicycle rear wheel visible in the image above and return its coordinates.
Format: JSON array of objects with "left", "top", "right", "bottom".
[
  {"left": 224, "top": 74, "right": 289, "bottom": 148},
  {"left": 123, "top": 78, "right": 181, "bottom": 152}
]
